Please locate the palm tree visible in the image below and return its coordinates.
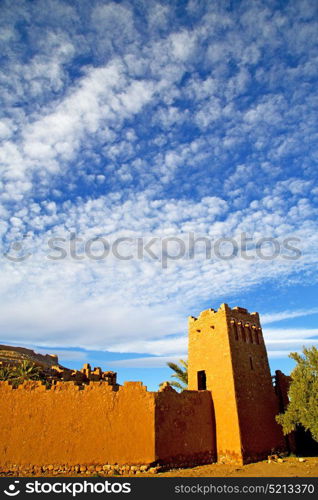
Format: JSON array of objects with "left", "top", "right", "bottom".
[
  {"left": 0, "top": 365, "right": 13, "bottom": 381},
  {"left": 10, "top": 361, "right": 43, "bottom": 385},
  {"left": 161, "top": 359, "right": 188, "bottom": 391}
]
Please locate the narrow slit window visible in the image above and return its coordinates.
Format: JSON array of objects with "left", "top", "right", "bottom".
[
  {"left": 248, "top": 327, "right": 253, "bottom": 343},
  {"left": 233, "top": 322, "right": 239, "bottom": 340},
  {"left": 197, "top": 370, "right": 207, "bottom": 390},
  {"left": 249, "top": 356, "right": 254, "bottom": 370},
  {"left": 242, "top": 327, "right": 246, "bottom": 342},
  {"left": 255, "top": 330, "right": 260, "bottom": 344}
]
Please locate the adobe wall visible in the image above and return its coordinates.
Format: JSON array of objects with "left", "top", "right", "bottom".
[
  {"left": 274, "top": 370, "right": 291, "bottom": 412},
  {"left": 0, "top": 380, "right": 156, "bottom": 470},
  {"left": 155, "top": 386, "right": 216, "bottom": 466},
  {"left": 0, "top": 380, "right": 216, "bottom": 473}
]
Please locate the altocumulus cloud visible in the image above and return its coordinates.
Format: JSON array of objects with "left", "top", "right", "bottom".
[{"left": 0, "top": 0, "right": 318, "bottom": 359}]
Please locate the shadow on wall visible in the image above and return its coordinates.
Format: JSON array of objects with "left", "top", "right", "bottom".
[
  {"left": 154, "top": 385, "right": 217, "bottom": 465},
  {"left": 295, "top": 427, "right": 318, "bottom": 457}
]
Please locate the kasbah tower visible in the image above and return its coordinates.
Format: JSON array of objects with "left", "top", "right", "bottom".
[{"left": 188, "top": 303, "right": 286, "bottom": 464}]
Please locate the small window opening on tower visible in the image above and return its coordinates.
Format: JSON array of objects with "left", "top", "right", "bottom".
[
  {"left": 242, "top": 327, "right": 246, "bottom": 342},
  {"left": 249, "top": 356, "right": 254, "bottom": 370},
  {"left": 197, "top": 370, "right": 207, "bottom": 390},
  {"left": 233, "top": 322, "right": 239, "bottom": 340},
  {"left": 248, "top": 327, "right": 253, "bottom": 343}
]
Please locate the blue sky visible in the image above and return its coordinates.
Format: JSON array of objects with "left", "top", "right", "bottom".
[{"left": 0, "top": 0, "right": 318, "bottom": 390}]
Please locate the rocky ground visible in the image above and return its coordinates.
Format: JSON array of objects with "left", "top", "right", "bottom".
[
  {"left": 150, "top": 457, "right": 318, "bottom": 477},
  {"left": 1, "top": 457, "right": 318, "bottom": 478}
]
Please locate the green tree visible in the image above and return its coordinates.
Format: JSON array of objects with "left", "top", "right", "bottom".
[
  {"left": 10, "top": 361, "right": 44, "bottom": 386},
  {"left": 0, "top": 365, "right": 13, "bottom": 381},
  {"left": 276, "top": 346, "right": 318, "bottom": 442},
  {"left": 161, "top": 359, "right": 188, "bottom": 391}
]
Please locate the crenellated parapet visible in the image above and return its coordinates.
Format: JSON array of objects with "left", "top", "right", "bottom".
[
  {"left": 0, "top": 380, "right": 119, "bottom": 392},
  {"left": 188, "top": 303, "right": 263, "bottom": 346},
  {"left": 189, "top": 303, "right": 260, "bottom": 323}
]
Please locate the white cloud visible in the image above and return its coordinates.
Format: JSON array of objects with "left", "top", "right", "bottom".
[
  {"left": 1, "top": 59, "right": 155, "bottom": 199},
  {"left": 0, "top": 0, "right": 318, "bottom": 361},
  {"left": 265, "top": 328, "right": 318, "bottom": 342},
  {"left": 0, "top": 187, "right": 316, "bottom": 354},
  {"left": 170, "top": 31, "right": 197, "bottom": 61},
  {"left": 108, "top": 356, "right": 182, "bottom": 368},
  {"left": 109, "top": 336, "right": 187, "bottom": 357},
  {"left": 34, "top": 348, "right": 88, "bottom": 364},
  {"left": 261, "top": 308, "right": 318, "bottom": 324}
]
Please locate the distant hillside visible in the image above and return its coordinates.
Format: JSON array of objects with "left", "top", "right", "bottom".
[
  {"left": 0, "top": 344, "right": 65, "bottom": 369},
  {"left": 0, "top": 344, "right": 117, "bottom": 386}
]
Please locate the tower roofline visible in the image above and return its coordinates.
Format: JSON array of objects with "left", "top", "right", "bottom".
[{"left": 188, "top": 304, "right": 260, "bottom": 323}]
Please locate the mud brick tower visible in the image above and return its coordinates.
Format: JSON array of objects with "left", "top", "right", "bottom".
[{"left": 188, "top": 303, "right": 285, "bottom": 464}]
